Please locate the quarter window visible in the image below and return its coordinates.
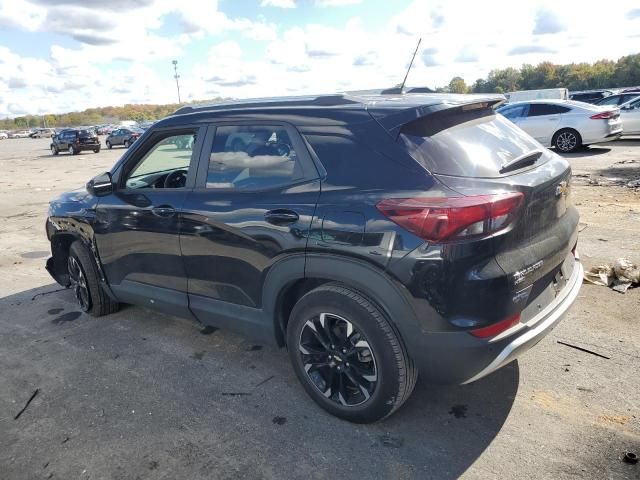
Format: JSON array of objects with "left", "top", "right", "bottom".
[{"left": 206, "top": 125, "right": 301, "bottom": 190}]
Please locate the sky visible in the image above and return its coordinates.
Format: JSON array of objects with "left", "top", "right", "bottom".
[{"left": 0, "top": 0, "right": 639, "bottom": 117}]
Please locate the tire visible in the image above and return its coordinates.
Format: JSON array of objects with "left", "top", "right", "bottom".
[
  {"left": 51, "top": 145, "right": 58, "bottom": 156},
  {"left": 553, "top": 128, "right": 582, "bottom": 153},
  {"left": 68, "top": 145, "right": 76, "bottom": 155},
  {"left": 287, "top": 283, "right": 417, "bottom": 423},
  {"left": 124, "top": 139, "right": 130, "bottom": 148},
  {"left": 68, "top": 241, "right": 119, "bottom": 317},
  {"left": 93, "top": 147, "right": 100, "bottom": 153},
  {"left": 106, "top": 141, "right": 112, "bottom": 149}
]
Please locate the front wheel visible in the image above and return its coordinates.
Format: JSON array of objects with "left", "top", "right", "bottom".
[
  {"left": 553, "top": 128, "right": 582, "bottom": 153},
  {"left": 124, "top": 140, "right": 130, "bottom": 148},
  {"left": 51, "top": 145, "right": 58, "bottom": 156},
  {"left": 68, "top": 145, "right": 76, "bottom": 155},
  {"left": 106, "top": 141, "right": 112, "bottom": 149},
  {"left": 287, "top": 283, "right": 417, "bottom": 423},
  {"left": 93, "top": 147, "right": 100, "bottom": 153},
  {"left": 68, "top": 241, "right": 119, "bottom": 317}
]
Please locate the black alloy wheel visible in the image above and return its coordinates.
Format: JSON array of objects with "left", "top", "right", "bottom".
[
  {"left": 68, "top": 255, "right": 91, "bottom": 311},
  {"left": 299, "top": 312, "right": 378, "bottom": 406}
]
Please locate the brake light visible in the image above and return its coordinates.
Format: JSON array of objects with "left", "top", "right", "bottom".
[
  {"left": 469, "top": 313, "right": 521, "bottom": 338},
  {"left": 590, "top": 111, "right": 618, "bottom": 119},
  {"left": 376, "top": 192, "right": 524, "bottom": 243}
]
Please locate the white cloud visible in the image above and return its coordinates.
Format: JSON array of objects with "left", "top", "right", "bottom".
[
  {"left": 260, "top": 0, "right": 296, "bottom": 7},
  {"left": 315, "top": 0, "right": 362, "bottom": 6}
]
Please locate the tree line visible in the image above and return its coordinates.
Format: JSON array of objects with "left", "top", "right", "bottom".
[
  {"left": 446, "top": 53, "right": 639, "bottom": 94},
  {"left": 1, "top": 98, "right": 224, "bottom": 130}
]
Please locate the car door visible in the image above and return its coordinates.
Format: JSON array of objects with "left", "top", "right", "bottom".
[
  {"left": 517, "top": 103, "right": 564, "bottom": 144},
  {"left": 179, "top": 122, "right": 320, "bottom": 337},
  {"left": 93, "top": 126, "right": 205, "bottom": 317},
  {"left": 621, "top": 98, "right": 640, "bottom": 134}
]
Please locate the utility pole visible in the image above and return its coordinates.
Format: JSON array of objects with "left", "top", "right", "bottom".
[{"left": 172, "top": 60, "right": 182, "bottom": 104}]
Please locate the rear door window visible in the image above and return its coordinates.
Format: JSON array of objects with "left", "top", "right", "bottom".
[
  {"left": 205, "top": 125, "right": 303, "bottom": 190},
  {"left": 399, "top": 111, "right": 543, "bottom": 178},
  {"left": 527, "top": 104, "right": 569, "bottom": 116}
]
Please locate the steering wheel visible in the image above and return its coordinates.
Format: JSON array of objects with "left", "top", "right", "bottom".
[{"left": 164, "top": 169, "right": 188, "bottom": 188}]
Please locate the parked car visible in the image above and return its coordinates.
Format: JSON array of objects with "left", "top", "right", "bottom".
[
  {"left": 497, "top": 100, "right": 622, "bottom": 152},
  {"left": 45, "top": 93, "right": 582, "bottom": 423},
  {"left": 9, "top": 130, "right": 31, "bottom": 138},
  {"left": 619, "top": 96, "right": 640, "bottom": 136},
  {"left": 569, "top": 89, "right": 613, "bottom": 104},
  {"left": 0, "top": 130, "right": 8, "bottom": 140},
  {"left": 105, "top": 127, "right": 143, "bottom": 149},
  {"left": 594, "top": 92, "right": 640, "bottom": 107},
  {"left": 30, "top": 128, "right": 56, "bottom": 138},
  {"left": 51, "top": 129, "right": 101, "bottom": 155}
]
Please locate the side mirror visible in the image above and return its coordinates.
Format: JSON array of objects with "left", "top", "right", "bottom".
[{"left": 86, "top": 172, "right": 113, "bottom": 197}]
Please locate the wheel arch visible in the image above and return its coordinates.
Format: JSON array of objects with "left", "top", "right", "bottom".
[{"left": 264, "top": 253, "right": 422, "bottom": 349}]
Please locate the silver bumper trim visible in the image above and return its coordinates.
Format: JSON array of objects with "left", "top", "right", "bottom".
[{"left": 462, "top": 259, "right": 583, "bottom": 385}]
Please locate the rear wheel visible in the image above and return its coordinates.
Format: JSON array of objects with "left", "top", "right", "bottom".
[
  {"left": 68, "top": 241, "right": 119, "bottom": 317},
  {"left": 287, "top": 283, "right": 417, "bottom": 423},
  {"left": 93, "top": 147, "right": 100, "bottom": 153},
  {"left": 124, "top": 139, "right": 130, "bottom": 148},
  {"left": 553, "top": 128, "right": 581, "bottom": 153},
  {"left": 68, "top": 145, "right": 76, "bottom": 155}
]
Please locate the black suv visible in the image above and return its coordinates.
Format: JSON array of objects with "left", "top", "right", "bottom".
[
  {"left": 45, "top": 94, "right": 582, "bottom": 422},
  {"left": 51, "top": 129, "right": 101, "bottom": 155}
]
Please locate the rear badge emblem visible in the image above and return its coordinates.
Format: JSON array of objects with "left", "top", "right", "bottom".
[
  {"left": 555, "top": 181, "right": 569, "bottom": 197},
  {"left": 513, "top": 260, "right": 544, "bottom": 285}
]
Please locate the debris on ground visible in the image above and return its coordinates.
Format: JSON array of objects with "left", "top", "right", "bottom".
[
  {"left": 557, "top": 341, "right": 610, "bottom": 360},
  {"left": 584, "top": 258, "right": 640, "bottom": 293},
  {"left": 14, "top": 388, "right": 39, "bottom": 420},
  {"left": 622, "top": 451, "right": 638, "bottom": 464}
]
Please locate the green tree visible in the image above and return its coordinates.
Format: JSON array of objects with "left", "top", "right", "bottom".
[{"left": 448, "top": 76, "right": 468, "bottom": 93}]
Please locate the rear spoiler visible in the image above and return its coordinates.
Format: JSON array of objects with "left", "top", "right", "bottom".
[{"left": 368, "top": 95, "right": 506, "bottom": 139}]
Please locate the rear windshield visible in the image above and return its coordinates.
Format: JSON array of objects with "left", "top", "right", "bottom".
[{"left": 398, "top": 111, "right": 543, "bottom": 178}]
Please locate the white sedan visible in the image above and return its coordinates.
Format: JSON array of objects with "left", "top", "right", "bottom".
[
  {"left": 497, "top": 100, "right": 622, "bottom": 153},
  {"left": 619, "top": 97, "right": 640, "bottom": 136}
]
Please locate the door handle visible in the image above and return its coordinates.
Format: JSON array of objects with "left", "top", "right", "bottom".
[
  {"left": 151, "top": 205, "right": 176, "bottom": 217},
  {"left": 265, "top": 209, "right": 299, "bottom": 225}
]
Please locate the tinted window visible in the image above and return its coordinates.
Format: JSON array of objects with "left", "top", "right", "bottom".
[
  {"left": 399, "top": 112, "right": 543, "bottom": 178},
  {"left": 124, "top": 131, "right": 196, "bottom": 189},
  {"left": 622, "top": 94, "right": 640, "bottom": 104},
  {"left": 597, "top": 95, "right": 621, "bottom": 106},
  {"left": 206, "top": 125, "right": 301, "bottom": 190},
  {"left": 527, "top": 104, "right": 569, "bottom": 116},
  {"left": 499, "top": 104, "right": 528, "bottom": 120}
]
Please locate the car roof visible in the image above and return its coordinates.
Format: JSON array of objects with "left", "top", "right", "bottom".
[{"left": 162, "top": 92, "right": 505, "bottom": 130}]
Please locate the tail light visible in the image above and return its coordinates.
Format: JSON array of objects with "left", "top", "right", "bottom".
[
  {"left": 376, "top": 192, "right": 524, "bottom": 243},
  {"left": 590, "top": 111, "right": 618, "bottom": 120},
  {"left": 469, "top": 313, "right": 521, "bottom": 338}
]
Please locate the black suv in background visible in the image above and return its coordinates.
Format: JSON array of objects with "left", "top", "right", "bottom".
[
  {"left": 51, "top": 129, "right": 101, "bottom": 155},
  {"left": 45, "top": 93, "right": 582, "bottom": 422}
]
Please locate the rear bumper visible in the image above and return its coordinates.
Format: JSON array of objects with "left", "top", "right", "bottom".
[
  {"left": 461, "top": 258, "right": 583, "bottom": 383},
  {"left": 76, "top": 143, "right": 100, "bottom": 151},
  {"left": 583, "top": 128, "right": 623, "bottom": 145},
  {"left": 406, "top": 257, "right": 583, "bottom": 384}
]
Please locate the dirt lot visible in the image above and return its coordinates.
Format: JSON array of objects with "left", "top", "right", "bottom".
[{"left": 0, "top": 137, "right": 638, "bottom": 480}]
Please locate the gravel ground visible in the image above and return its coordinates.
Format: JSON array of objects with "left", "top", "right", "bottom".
[{"left": 0, "top": 137, "right": 638, "bottom": 480}]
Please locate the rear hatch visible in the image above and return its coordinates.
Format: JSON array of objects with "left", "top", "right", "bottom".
[
  {"left": 78, "top": 129, "right": 99, "bottom": 145},
  {"left": 393, "top": 101, "right": 578, "bottom": 322}
]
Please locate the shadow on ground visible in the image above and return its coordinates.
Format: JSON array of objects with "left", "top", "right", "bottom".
[{"left": 0, "top": 284, "right": 518, "bottom": 479}]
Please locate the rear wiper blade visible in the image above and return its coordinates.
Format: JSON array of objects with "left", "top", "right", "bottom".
[{"left": 499, "top": 151, "right": 543, "bottom": 174}]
